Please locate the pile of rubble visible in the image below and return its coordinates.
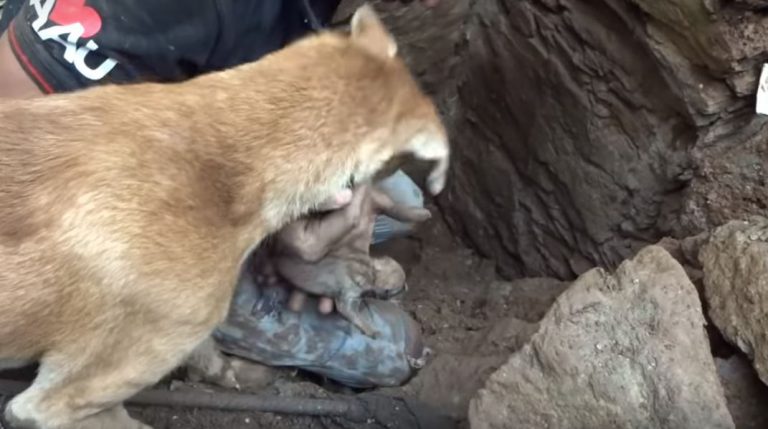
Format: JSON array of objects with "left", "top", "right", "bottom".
[{"left": 464, "top": 217, "right": 768, "bottom": 429}]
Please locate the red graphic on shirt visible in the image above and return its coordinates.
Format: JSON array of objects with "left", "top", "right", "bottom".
[
  {"left": 48, "top": 0, "right": 102, "bottom": 38},
  {"left": 26, "top": 0, "right": 118, "bottom": 81}
]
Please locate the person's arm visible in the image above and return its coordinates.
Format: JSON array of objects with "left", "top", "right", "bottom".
[
  {"left": 275, "top": 184, "right": 432, "bottom": 314},
  {"left": 0, "top": 31, "right": 43, "bottom": 98},
  {"left": 0, "top": 0, "right": 220, "bottom": 98}
]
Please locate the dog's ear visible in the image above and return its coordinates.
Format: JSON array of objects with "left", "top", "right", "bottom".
[{"left": 350, "top": 4, "right": 398, "bottom": 60}]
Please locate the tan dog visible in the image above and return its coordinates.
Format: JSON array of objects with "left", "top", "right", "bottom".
[{"left": 0, "top": 4, "right": 449, "bottom": 429}]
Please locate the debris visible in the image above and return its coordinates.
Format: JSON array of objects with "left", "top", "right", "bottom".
[
  {"left": 469, "top": 246, "right": 734, "bottom": 429},
  {"left": 0, "top": 378, "right": 456, "bottom": 429}
]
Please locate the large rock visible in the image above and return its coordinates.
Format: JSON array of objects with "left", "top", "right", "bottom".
[
  {"left": 700, "top": 217, "right": 768, "bottom": 384},
  {"left": 468, "top": 245, "right": 733, "bottom": 429},
  {"left": 337, "top": 0, "right": 768, "bottom": 280}
]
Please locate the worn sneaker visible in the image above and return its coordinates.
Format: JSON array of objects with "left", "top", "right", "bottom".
[{"left": 213, "top": 258, "right": 430, "bottom": 389}]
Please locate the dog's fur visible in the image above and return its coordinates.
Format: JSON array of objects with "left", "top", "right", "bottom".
[{"left": 0, "top": 5, "right": 448, "bottom": 429}]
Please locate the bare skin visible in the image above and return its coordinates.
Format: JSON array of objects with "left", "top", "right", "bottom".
[
  {"left": 274, "top": 185, "right": 431, "bottom": 337},
  {"left": 278, "top": 189, "right": 356, "bottom": 314},
  {"left": 0, "top": 32, "right": 44, "bottom": 98}
]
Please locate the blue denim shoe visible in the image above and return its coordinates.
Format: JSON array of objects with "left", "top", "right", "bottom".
[{"left": 213, "top": 264, "right": 430, "bottom": 389}]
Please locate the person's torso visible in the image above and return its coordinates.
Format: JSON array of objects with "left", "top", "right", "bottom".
[{"left": 5, "top": 0, "right": 341, "bottom": 91}]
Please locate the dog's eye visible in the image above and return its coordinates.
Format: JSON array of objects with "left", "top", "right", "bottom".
[{"left": 346, "top": 174, "right": 356, "bottom": 189}]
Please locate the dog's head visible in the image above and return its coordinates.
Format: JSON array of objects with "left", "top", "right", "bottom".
[
  {"left": 341, "top": 4, "right": 449, "bottom": 195},
  {"left": 251, "top": 4, "right": 449, "bottom": 230}
]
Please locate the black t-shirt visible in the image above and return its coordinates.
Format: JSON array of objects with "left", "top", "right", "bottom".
[{"left": 5, "top": 0, "right": 341, "bottom": 94}]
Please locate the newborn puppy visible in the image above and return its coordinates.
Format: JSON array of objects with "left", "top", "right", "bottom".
[
  {"left": 274, "top": 184, "right": 430, "bottom": 337},
  {"left": 0, "top": 5, "right": 448, "bottom": 429}
]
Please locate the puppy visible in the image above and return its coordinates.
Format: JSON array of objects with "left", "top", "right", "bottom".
[
  {"left": 274, "top": 184, "right": 430, "bottom": 337},
  {"left": 0, "top": 4, "right": 448, "bottom": 429}
]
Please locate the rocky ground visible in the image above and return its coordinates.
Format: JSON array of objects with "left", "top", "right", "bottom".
[
  {"left": 123, "top": 214, "right": 768, "bottom": 429},
  {"left": 4, "top": 213, "right": 767, "bottom": 429}
]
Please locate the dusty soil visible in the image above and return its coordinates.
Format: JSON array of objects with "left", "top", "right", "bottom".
[{"left": 130, "top": 380, "right": 332, "bottom": 429}]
